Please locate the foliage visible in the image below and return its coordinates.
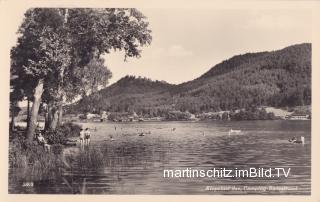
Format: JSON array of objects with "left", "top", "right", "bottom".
[
  {"left": 11, "top": 8, "right": 152, "bottom": 99},
  {"left": 59, "top": 122, "right": 82, "bottom": 137},
  {"left": 290, "top": 105, "right": 311, "bottom": 115},
  {"left": 44, "top": 129, "right": 68, "bottom": 145},
  {"left": 74, "top": 57, "right": 112, "bottom": 96},
  {"left": 10, "top": 8, "right": 152, "bottom": 137},
  {"left": 230, "top": 108, "right": 276, "bottom": 121},
  {"left": 165, "top": 111, "right": 191, "bottom": 121},
  {"left": 9, "top": 103, "right": 21, "bottom": 119},
  {"left": 43, "top": 122, "right": 81, "bottom": 144},
  {"left": 107, "top": 112, "right": 131, "bottom": 121}
]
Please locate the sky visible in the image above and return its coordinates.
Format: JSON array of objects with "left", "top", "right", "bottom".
[
  {"left": 104, "top": 8, "right": 312, "bottom": 85},
  {"left": 7, "top": 7, "right": 312, "bottom": 86}
]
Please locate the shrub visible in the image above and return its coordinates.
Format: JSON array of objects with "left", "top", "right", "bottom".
[
  {"left": 165, "top": 110, "right": 191, "bottom": 121},
  {"left": 59, "top": 122, "right": 81, "bottom": 138},
  {"left": 230, "top": 108, "right": 276, "bottom": 120},
  {"left": 9, "top": 130, "right": 25, "bottom": 142},
  {"left": 43, "top": 122, "right": 81, "bottom": 144},
  {"left": 44, "top": 129, "right": 68, "bottom": 145}
]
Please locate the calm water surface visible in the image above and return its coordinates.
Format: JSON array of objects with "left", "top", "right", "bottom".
[{"left": 9, "top": 120, "right": 311, "bottom": 194}]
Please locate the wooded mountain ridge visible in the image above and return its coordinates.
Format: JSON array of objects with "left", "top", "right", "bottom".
[{"left": 68, "top": 43, "right": 311, "bottom": 116}]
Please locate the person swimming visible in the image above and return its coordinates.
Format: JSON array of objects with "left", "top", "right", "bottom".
[
  {"left": 289, "top": 136, "right": 297, "bottom": 142},
  {"left": 289, "top": 136, "right": 305, "bottom": 145}
]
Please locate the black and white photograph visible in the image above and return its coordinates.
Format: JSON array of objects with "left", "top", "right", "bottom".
[{"left": 2, "top": 0, "right": 319, "bottom": 198}]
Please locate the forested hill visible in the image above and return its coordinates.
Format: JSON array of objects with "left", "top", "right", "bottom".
[
  {"left": 71, "top": 75, "right": 175, "bottom": 113},
  {"left": 97, "top": 75, "right": 172, "bottom": 97},
  {"left": 68, "top": 43, "right": 311, "bottom": 115}
]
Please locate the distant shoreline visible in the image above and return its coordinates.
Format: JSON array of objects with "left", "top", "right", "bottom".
[{"left": 12, "top": 119, "right": 311, "bottom": 130}]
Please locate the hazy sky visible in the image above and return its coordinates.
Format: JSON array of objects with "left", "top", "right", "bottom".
[
  {"left": 8, "top": 7, "right": 312, "bottom": 85},
  {"left": 105, "top": 8, "right": 312, "bottom": 84}
]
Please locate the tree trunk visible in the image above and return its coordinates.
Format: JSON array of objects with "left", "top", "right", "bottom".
[
  {"left": 58, "top": 104, "right": 63, "bottom": 126},
  {"left": 45, "top": 101, "right": 63, "bottom": 130},
  {"left": 50, "top": 107, "right": 59, "bottom": 129},
  {"left": 26, "top": 98, "right": 30, "bottom": 130},
  {"left": 46, "top": 62, "right": 65, "bottom": 130},
  {"left": 26, "top": 79, "right": 44, "bottom": 141},
  {"left": 45, "top": 104, "right": 50, "bottom": 130},
  {"left": 46, "top": 103, "right": 59, "bottom": 130}
]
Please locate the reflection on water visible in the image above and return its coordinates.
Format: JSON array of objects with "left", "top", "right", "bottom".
[{"left": 9, "top": 120, "right": 311, "bottom": 194}]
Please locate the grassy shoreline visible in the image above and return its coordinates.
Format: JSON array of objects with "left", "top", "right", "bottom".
[{"left": 8, "top": 121, "right": 107, "bottom": 192}]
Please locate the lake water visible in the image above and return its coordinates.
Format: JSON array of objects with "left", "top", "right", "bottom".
[{"left": 9, "top": 120, "right": 311, "bottom": 194}]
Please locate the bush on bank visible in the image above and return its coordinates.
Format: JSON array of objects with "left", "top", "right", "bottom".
[
  {"left": 230, "top": 108, "right": 276, "bottom": 121},
  {"left": 43, "top": 122, "right": 82, "bottom": 145},
  {"left": 9, "top": 137, "right": 65, "bottom": 181}
]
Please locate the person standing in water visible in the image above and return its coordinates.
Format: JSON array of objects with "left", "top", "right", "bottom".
[
  {"left": 79, "top": 128, "right": 85, "bottom": 147},
  {"left": 84, "top": 128, "right": 91, "bottom": 146}
]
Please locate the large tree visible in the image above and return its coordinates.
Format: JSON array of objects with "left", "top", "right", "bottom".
[{"left": 11, "top": 8, "right": 152, "bottom": 140}]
